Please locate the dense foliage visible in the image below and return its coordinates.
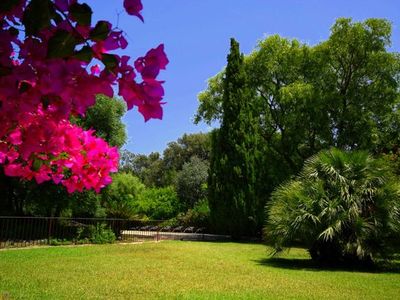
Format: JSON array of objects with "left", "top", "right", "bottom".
[
  {"left": 208, "top": 38, "right": 262, "bottom": 237},
  {"left": 101, "top": 172, "right": 144, "bottom": 219},
  {"left": 120, "top": 132, "right": 211, "bottom": 187},
  {"left": 177, "top": 199, "right": 210, "bottom": 228},
  {"left": 265, "top": 149, "right": 400, "bottom": 264},
  {"left": 197, "top": 18, "right": 399, "bottom": 170},
  {"left": 76, "top": 223, "right": 116, "bottom": 244},
  {"left": 73, "top": 95, "right": 127, "bottom": 148},
  {"left": 176, "top": 156, "right": 208, "bottom": 210},
  {"left": 118, "top": 133, "right": 211, "bottom": 224},
  {"left": 196, "top": 18, "right": 400, "bottom": 237},
  {"left": 135, "top": 186, "right": 180, "bottom": 220}
]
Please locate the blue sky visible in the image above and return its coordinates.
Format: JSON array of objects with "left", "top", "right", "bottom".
[{"left": 87, "top": 0, "right": 400, "bottom": 155}]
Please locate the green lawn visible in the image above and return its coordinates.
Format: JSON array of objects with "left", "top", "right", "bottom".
[{"left": 0, "top": 241, "right": 399, "bottom": 299}]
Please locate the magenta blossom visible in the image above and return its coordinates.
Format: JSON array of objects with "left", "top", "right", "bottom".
[
  {"left": 123, "top": 0, "right": 144, "bottom": 22},
  {"left": 135, "top": 44, "right": 169, "bottom": 80},
  {"left": 0, "top": 0, "right": 168, "bottom": 193}
]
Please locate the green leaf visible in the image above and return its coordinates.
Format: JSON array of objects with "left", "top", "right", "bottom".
[
  {"left": 102, "top": 54, "right": 119, "bottom": 71},
  {"left": 74, "top": 46, "right": 93, "bottom": 63},
  {"left": 47, "top": 30, "right": 79, "bottom": 58},
  {"left": 32, "top": 158, "right": 44, "bottom": 172},
  {"left": 22, "top": 0, "right": 55, "bottom": 36},
  {"left": 69, "top": 3, "right": 92, "bottom": 26},
  {"left": 90, "top": 21, "right": 111, "bottom": 41}
]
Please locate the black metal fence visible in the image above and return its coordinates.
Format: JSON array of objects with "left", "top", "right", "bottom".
[{"left": 0, "top": 217, "right": 227, "bottom": 249}]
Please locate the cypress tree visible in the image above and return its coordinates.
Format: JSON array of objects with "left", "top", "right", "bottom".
[{"left": 208, "top": 38, "right": 261, "bottom": 238}]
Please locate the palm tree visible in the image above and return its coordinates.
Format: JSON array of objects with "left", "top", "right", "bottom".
[{"left": 264, "top": 148, "right": 400, "bottom": 264}]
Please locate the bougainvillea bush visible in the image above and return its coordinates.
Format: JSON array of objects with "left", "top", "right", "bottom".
[{"left": 0, "top": 0, "right": 168, "bottom": 193}]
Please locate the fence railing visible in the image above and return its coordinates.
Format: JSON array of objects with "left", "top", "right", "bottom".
[{"left": 0, "top": 216, "right": 227, "bottom": 249}]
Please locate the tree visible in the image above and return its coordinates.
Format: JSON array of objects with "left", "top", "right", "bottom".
[
  {"left": 198, "top": 19, "right": 400, "bottom": 167},
  {"left": 0, "top": 0, "right": 168, "bottom": 193},
  {"left": 176, "top": 156, "right": 208, "bottom": 210},
  {"left": 141, "top": 153, "right": 167, "bottom": 187},
  {"left": 314, "top": 18, "right": 399, "bottom": 151},
  {"left": 120, "top": 150, "right": 146, "bottom": 176},
  {"left": 163, "top": 132, "right": 211, "bottom": 172},
  {"left": 208, "top": 38, "right": 262, "bottom": 238},
  {"left": 101, "top": 172, "right": 145, "bottom": 219},
  {"left": 197, "top": 19, "right": 400, "bottom": 155},
  {"left": 265, "top": 148, "right": 400, "bottom": 264},
  {"left": 160, "top": 132, "right": 211, "bottom": 187},
  {"left": 135, "top": 186, "right": 180, "bottom": 220},
  {"left": 74, "top": 95, "right": 127, "bottom": 148},
  {"left": 178, "top": 198, "right": 210, "bottom": 229},
  {"left": 120, "top": 132, "right": 211, "bottom": 188},
  {"left": 194, "top": 72, "right": 224, "bottom": 125},
  {"left": 196, "top": 18, "right": 400, "bottom": 217},
  {"left": 118, "top": 150, "right": 168, "bottom": 186}
]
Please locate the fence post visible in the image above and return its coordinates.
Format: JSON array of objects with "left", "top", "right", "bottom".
[{"left": 47, "top": 218, "right": 53, "bottom": 245}]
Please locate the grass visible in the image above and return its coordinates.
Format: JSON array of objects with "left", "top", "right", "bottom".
[{"left": 0, "top": 241, "right": 399, "bottom": 299}]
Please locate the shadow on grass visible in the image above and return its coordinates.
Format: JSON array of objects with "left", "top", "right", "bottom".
[
  {"left": 255, "top": 257, "right": 400, "bottom": 274},
  {"left": 178, "top": 238, "right": 263, "bottom": 246}
]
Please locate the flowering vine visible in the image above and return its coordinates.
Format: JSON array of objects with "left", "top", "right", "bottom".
[{"left": 0, "top": 0, "right": 168, "bottom": 192}]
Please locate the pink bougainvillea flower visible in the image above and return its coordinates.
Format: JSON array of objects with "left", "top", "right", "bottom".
[
  {"left": 76, "top": 24, "right": 91, "bottom": 39},
  {"left": 118, "top": 77, "right": 144, "bottom": 109},
  {"left": 54, "top": 0, "right": 76, "bottom": 12},
  {"left": 138, "top": 102, "right": 163, "bottom": 122},
  {"left": 0, "top": 143, "right": 8, "bottom": 164},
  {"left": 104, "top": 31, "right": 128, "bottom": 51},
  {"left": 4, "top": 163, "right": 24, "bottom": 177},
  {"left": 0, "top": 0, "right": 168, "bottom": 193},
  {"left": 123, "top": 0, "right": 144, "bottom": 22},
  {"left": 142, "top": 79, "right": 165, "bottom": 102},
  {"left": 0, "top": 152, "right": 6, "bottom": 164},
  {"left": 34, "top": 165, "right": 52, "bottom": 184},
  {"left": 135, "top": 44, "right": 169, "bottom": 79},
  {"left": 118, "top": 55, "right": 136, "bottom": 80},
  {"left": 6, "top": 149, "right": 19, "bottom": 163},
  {"left": 8, "top": 129, "right": 22, "bottom": 145},
  {"left": 52, "top": 173, "right": 64, "bottom": 185},
  {"left": 90, "top": 64, "right": 101, "bottom": 75}
]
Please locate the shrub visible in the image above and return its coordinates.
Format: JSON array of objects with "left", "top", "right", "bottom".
[
  {"left": 101, "top": 173, "right": 145, "bottom": 219},
  {"left": 264, "top": 148, "right": 400, "bottom": 264},
  {"left": 178, "top": 199, "right": 210, "bottom": 228},
  {"left": 176, "top": 156, "right": 208, "bottom": 209},
  {"left": 76, "top": 223, "right": 116, "bottom": 244},
  {"left": 135, "top": 186, "right": 181, "bottom": 220}
]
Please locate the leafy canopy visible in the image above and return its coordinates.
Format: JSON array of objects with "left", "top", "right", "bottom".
[{"left": 196, "top": 18, "right": 400, "bottom": 175}]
